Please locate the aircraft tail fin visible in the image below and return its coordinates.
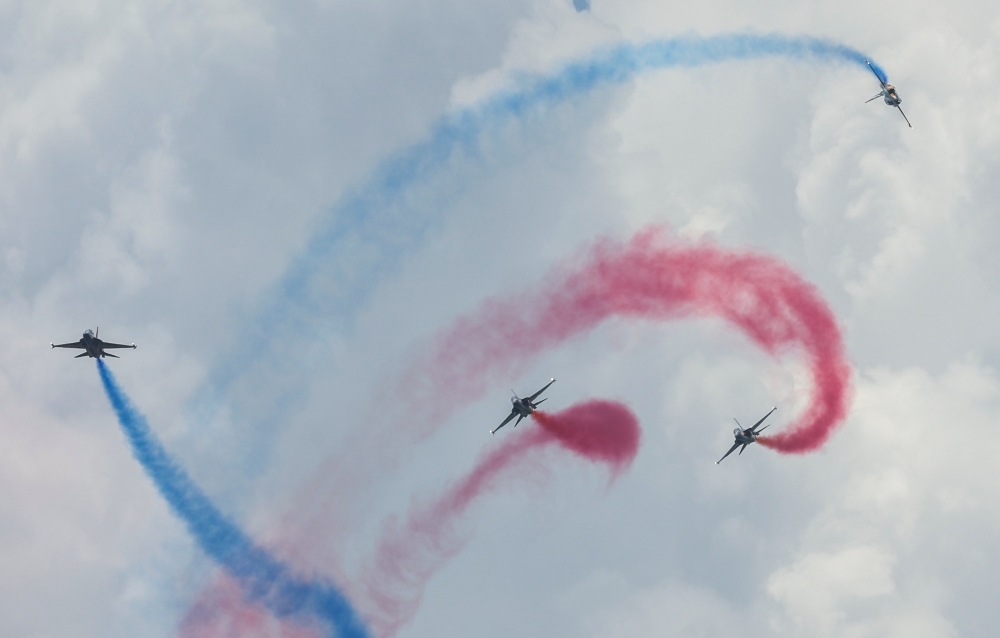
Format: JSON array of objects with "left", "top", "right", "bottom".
[
  {"left": 74, "top": 352, "right": 89, "bottom": 358},
  {"left": 104, "top": 352, "right": 120, "bottom": 359}
]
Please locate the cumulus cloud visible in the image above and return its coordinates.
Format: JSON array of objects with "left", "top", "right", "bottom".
[{"left": 2, "top": 1, "right": 1000, "bottom": 637}]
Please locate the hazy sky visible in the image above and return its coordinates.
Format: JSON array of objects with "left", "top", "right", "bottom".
[{"left": 2, "top": 1, "right": 999, "bottom": 637}]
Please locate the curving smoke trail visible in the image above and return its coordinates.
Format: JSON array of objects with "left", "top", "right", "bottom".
[
  {"left": 346, "top": 224, "right": 852, "bottom": 634},
  {"left": 184, "top": 226, "right": 852, "bottom": 635},
  {"left": 353, "top": 226, "right": 850, "bottom": 632},
  {"left": 273, "top": 33, "right": 885, "bottom": 330},
  {"left": 95, "top": 360, "right": 369, "bottom": 638},
  {"left": 399, "top": 225, "right": 852, "bottom": 453},
  {"left": 207, "top": 33, "right": 883, "bottom": 438},
  {"left": 358, "top": 400, "right": 640, "bottom": 636}
]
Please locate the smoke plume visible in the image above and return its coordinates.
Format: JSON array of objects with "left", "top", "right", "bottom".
[{"left": 96, "top": 360, "right": 369, "bottom": 638}]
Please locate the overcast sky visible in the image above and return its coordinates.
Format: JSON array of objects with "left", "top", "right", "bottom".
[{"left": 2, "top": 0, "right": 1000, "bottom": 637}]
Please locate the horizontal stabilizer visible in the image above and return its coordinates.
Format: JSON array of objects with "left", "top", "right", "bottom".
[{"left": 74, "top": 352, "right": 89, "bottom": 358}]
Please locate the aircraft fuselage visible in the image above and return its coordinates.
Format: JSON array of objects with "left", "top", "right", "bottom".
[
  {"left": 512, "top": 397, "right": 536, "bottom": 417},
  {"left": 80, "top": 332, "right": 105, "bottom": 358},
  {"left": 883, "top": 86, "right": 902, "bottom": 106}
]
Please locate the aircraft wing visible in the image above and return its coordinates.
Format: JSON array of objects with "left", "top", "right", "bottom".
[
  {"left": 749, "top": 406, "right": 777, "bottom": 433},
  {"left": 491, "top": 411, "right": 518, "bottom": 434},
  {"left": 51, "top": 341, "right": 85, "bottom": 349},
  {"left": 101, "top": 341, "right": 136, "bottom": 349},
  {"left": 716, "top": 441, "right": 741, "bottom": 465},
  {"left": 896, "top": 105, "right": 912, "bottom": 128},
  {"left": 865, "top": 60, "right": 888, "bottom": 88},
  {"left": 527, "top": 378, "right": 556, "bottom": 402}
]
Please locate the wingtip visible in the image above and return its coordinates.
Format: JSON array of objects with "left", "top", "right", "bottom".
[{"left": 715, "top": 461, "right": 719, "bottom": 465}]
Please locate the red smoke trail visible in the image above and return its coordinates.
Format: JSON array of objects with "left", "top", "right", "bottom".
[
  {"left": 401, "top": 225, "right": 851, "bottom": 453},
  {"left": 533, "top": 400, "right": 640, "bottom": 477},
  {"left": 181, "top": 226, "right": 850, "bottom": 637},
  {"left": 357, "top": 400, "right": 640, "bottom": 637},
  {"left": 277, "top": 226, "right": 851, "bottom": 572},
  {"left": 348, "top": 227, "right": 850, "bottom": 634},
  {"left": 178, "top": 574, "right": 320, "bottom": 638}
]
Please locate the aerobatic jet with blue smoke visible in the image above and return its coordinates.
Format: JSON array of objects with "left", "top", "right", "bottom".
[
  {"left": 865, "top": 59, "right": 912, "bottom": 127},
  {"left": 51, "top": 328, "right": 136, "bottom": 359}
]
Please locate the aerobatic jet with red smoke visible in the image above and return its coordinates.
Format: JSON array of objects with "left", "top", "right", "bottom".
[
  {"left": 491, "top": 378, "right": 556, "bottom": 434},
  {"left": 716, "top": 406, "right": 777, "bottom": 464}
]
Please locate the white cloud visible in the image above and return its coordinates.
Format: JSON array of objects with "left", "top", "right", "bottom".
[
  {"left": 768, "top": 546, "right": 897, "bottom": 633},
  {"left": 2, "top": 1, "right": 1000, "bottom": 637},
  {"left": 574, "top": 575, "right": 743, "bottom": 637}
]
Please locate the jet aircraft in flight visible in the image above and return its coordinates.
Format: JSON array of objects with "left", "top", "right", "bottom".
[
  {"left": 491, "top": 378, "right": 556, "bottom": 434},
  {"left": 716, "top": 406, "right": 776, "bottom": 464},
  {"left": 864, "top": 60, "right": 911, "bottom": 128},
  {"left": 51, "top": 328, "right": 136, "bottom": 359}
]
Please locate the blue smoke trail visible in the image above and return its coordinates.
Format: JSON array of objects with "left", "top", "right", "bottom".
[
  {"left": 96, "top": 360, "right": 369, "bottom": 638},
  {"left": 213, "top": 31, "right": 886, "bottom": 384},
  {"left": 202, "top": 32, "right": 887, "bottom": 472}
]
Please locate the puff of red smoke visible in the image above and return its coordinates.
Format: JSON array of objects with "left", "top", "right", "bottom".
[{"left": 357, "top": 399, "right": 639, "bottom": 636}]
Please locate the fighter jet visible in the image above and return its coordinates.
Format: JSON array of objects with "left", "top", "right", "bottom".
[
  {"left": 491, "top": 378, "right": 556, "bottom": 435},
  {"left": 864, "top": 60, "right": 911, "bottom": 128},
  {"left": 51, "top": 328, "right": 136, "bottom": 359},
  {"left": 716, "top": 406, "right": 777, "bottom": 465}
]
